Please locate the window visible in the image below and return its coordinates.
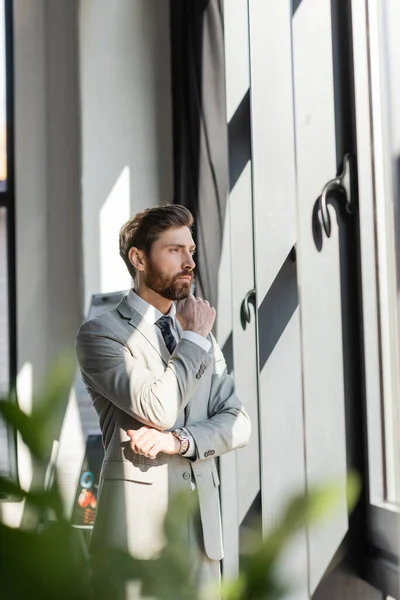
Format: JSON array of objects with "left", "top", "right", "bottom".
[
  {"left": 0, "top": 207, "right": 10, "bottom": 474},
  {"left": 0, "top": 0, "right": 16, "bottom": 484},
  {"left": 0, "top": 0, "right": 6, "bottom": 188},
  {"left": 361, "top": 0, "right": 400, "bottom": 508},
  {"left": 352, "top": 0, "right": 400, "bottom": 591}
]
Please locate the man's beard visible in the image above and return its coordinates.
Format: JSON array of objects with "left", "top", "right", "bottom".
[{"left": 144, "top": 258, "right": 193, "bottom": 301}]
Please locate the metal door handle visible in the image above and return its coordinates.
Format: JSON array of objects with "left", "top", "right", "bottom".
[
  {"left": 241, "top": 289, "right": 256, "bottom": 326},
  {"left": 319, "top": 153, "right": 355, "bottom": 238}
]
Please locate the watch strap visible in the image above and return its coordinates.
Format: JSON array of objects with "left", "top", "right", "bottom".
[{"left": 172, "top": 429, "right": 190, "bottom": 455}]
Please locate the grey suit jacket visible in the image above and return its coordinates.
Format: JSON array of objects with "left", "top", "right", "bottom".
[{"left": 76, "top": 294, "right": 251, "bottom": 561}]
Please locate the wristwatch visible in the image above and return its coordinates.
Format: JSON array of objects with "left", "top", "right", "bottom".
[{"left": 171, "top": 429, "right": 190, "bottom": 455}]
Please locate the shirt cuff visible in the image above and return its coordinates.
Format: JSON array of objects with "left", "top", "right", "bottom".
[
  {"left": 181, "top": 331, "right": 211, "bottom": 353},
  {"left": 181, "top": 428, "right": 196, "bottom": 458}
]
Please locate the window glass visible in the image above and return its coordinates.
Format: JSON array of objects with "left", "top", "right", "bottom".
[
  {"left": 0, "top": 206, "right": 9, "bottom": 475},
  {"left": 0, "top": 1, "right": 6, "bottom": 191},
  {"left": 366, "top": 0, "right": 400, "bottom": 506}
]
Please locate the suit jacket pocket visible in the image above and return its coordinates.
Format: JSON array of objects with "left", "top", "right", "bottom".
[{"left": 101, "top": 459, "right": 155, "bottom": 484}]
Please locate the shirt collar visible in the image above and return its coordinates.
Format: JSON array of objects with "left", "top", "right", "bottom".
[{"left": 127, "top": 289, "right": 176, "bottom": 327}]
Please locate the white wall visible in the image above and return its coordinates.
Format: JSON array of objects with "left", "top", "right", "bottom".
[
  {"left": 46, "top": 0, "right": 82, "bottom": 361},
  {"left": 79, "top": 0, "right": 173, "bottom": 310},
  {"left": 1, "top": 0, "right": 174, "bottom": 527},
  {"left": 13, "top": 0, "right": 82, "bottom": 397},
  {"left": 1, "top": 0, "right": 82, "bottom": 528},
  {"left": 14, "top": 0, "right": 49, "bottom": 392}
]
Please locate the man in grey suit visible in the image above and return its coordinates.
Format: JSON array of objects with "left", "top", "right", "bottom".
[{"left": 76, "top": 204, "right": 251, "bottom": 599}]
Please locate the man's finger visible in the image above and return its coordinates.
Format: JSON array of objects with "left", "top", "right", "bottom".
[
  {"left": 139, "top": 429, "right": 159, "bottom": 445},
  {"left": 147, "top": 444, "right": 160, "bottom": 460},
  {"left": 134, "top": 429, "right": 160, "bottom": 454},
  {"left": 138, "top": 435, "right": 159, "bottom": 455},
  {"left": 128, "top": 431, "right": 151, "bottom": 454},
  {"left": 127, "top": 427, "right": 149, "bottom": 439},
  {"left": 128, "top": 427, "right": 153, "bottom": 443},
  {"left": 130, "top": 440, "right": 141, "bottom": 454},
  {"left": 136, "top": 436, "right": 158, "bottom": 457},
  {"left": 141, "top": 441, "right": 158, "bottom": 457}
]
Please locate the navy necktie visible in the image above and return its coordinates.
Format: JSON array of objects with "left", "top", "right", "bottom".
[{"left": 156, "top": 316, "right": 177, "bottom": 354}]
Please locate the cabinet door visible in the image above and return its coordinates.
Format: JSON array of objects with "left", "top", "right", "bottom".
[
  {"left": 292, "top": 0, "right": 353, "bottom": 592},
  {"left": 249, "top": 0, "right": 307, "bottom": 595},
  {"left": 220, "top": 0, "right": 260, "bottom": 579},
  {"left": 224, "top": 0, "right": 357, "bottom": 592}
]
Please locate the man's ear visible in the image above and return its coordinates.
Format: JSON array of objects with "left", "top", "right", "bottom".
[{"left": 128, "top": 247, "right": 145, "bottom": 272}]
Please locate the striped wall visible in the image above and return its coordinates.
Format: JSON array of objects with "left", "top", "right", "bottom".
[
  {"left": 220, "top": 0, "right": 353, "bottom": 596},
  {"left": 220, "top": 1, "right": 307, "bottom": 591}
]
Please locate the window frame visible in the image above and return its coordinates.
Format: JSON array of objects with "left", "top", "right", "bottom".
[
  {"left": 0, "top": 0, "right": 17, "bottom": 487},
  {"left": 351, "top": 0, "right": 400, "bottom": 592}
]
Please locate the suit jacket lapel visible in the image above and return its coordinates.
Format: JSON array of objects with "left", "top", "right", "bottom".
[{"left": 116, "top": 297, "right": 171, "bottom": 366}]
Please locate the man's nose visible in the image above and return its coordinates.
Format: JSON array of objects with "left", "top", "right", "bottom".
[{"left": 183, "top": 253, "right": 195, "bottom": 270}]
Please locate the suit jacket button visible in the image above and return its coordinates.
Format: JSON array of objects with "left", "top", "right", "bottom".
[
  {"left": 211, "top": 450, "right": 215, "bottom": 455},
  {"left": 183, "top": 472, "right": 191, "bottom": 480},
  {"left": 196, "top": 373, "right": 201, "bottom": 379}
]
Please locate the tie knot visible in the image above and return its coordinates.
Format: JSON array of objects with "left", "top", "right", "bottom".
[{"left": 157, "top": 315, "right": 173, "bottom": 329}]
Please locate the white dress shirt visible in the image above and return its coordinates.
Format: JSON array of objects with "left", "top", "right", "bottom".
[{"left": 128, "top": 290, "right": 211, "bottom": 458}]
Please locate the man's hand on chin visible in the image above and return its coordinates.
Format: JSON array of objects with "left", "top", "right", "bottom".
[{"left": 126, "top": 426, "right": 180, "bottom": 459}]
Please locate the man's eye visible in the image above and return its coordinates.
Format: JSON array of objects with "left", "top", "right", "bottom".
[{"left": 170, "top": 248, "right": 179, "bottom": 253}]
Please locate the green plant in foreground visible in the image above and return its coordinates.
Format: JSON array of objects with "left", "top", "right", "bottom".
[{"left": 0, "top": 359, "right": 361, "bottom": 599}]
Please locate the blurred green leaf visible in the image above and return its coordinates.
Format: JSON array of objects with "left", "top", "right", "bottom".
[
  {"left": 33, "top": 353, "right": 75, "bottom": 421},
  {"left": 0, "top": 400, "right": 46, "bottom": 458},
  {"left": 0, "top": 477, "right": 65, "bottom": 520},
  {"left": 0, "top": 353, "right": 74, "bottom": 460},
  {"left": 0, "top": 521, "right": 91, "bottom": 600},
  {"left": 221, "top": 575, "right": 247, "bottom": 600},
  {"left": 0, "top": 358, "right": 363, "bottom": 600},
  {"left": 0, "top": 475, "right": 23, "bottom": 501}
]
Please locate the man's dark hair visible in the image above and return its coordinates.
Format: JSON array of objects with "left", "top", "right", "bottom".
[{"left": 119, "top": 204, "right": 194, "bottom": 279}]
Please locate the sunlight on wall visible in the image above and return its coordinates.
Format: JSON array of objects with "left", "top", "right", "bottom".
[
  {"left": 217, "top": 201, "right": 233, "bottom": 349},
  {"left": 56, "top": 387, "right": 87, "bottom": 519},
  {"left": 100, "top": 166, "right": 132, "bottom": 295}
]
